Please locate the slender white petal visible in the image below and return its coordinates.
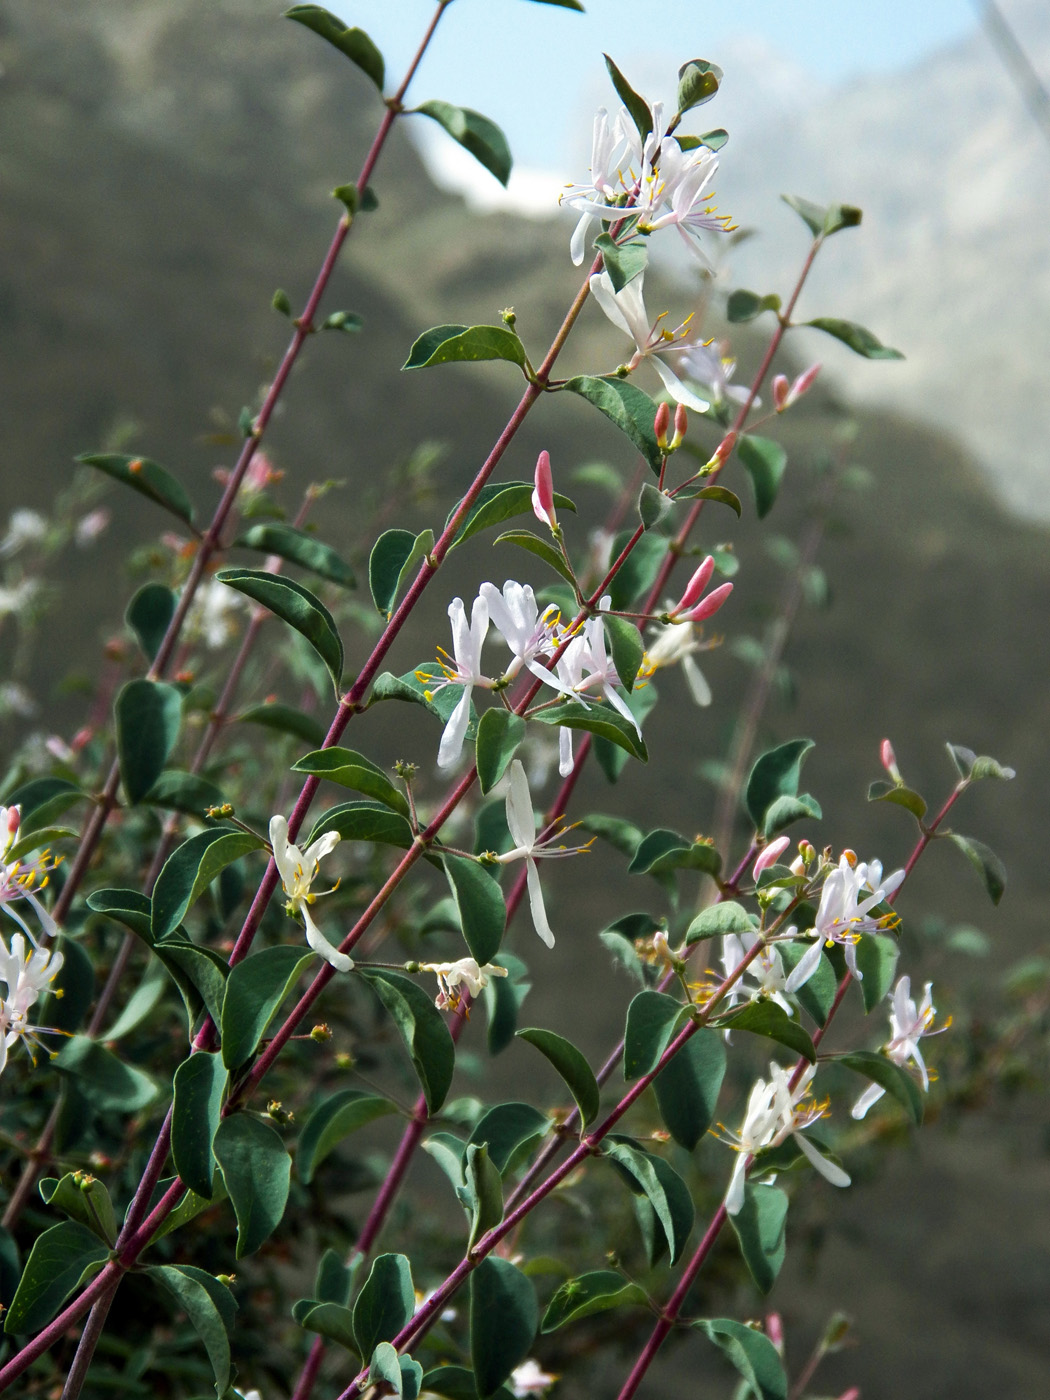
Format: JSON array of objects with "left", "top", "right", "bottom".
[
  {"left": 437, "top": 689, "right": 474, "bottom": 770},
  {"left": 784, "top": 939, "right": 823, "bottom": 994},
  {"left": 725, "top": 1152, "right": 749, "bottom": 1216},
  {"left": 303, "top": 905, "right": 352, "bottom": 973},
  {"left": 525, "top": 859, "right": 555, "bottom": 949},
  {"left": 792, "top": 1130, "right": 851, "bottom": 1188},
  {"left": 851, "top": 1083, "right": 886, "bottom": 1120}
]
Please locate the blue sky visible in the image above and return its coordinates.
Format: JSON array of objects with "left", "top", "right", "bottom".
[{"left": 336, "top": 0, "right": 977, "bottom": 174}]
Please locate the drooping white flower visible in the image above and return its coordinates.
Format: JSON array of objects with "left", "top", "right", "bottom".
[
  {"left": 0, "top": 929, "right": 64, "bottom": 1077},
  {"left": 0, "top": 806, "right": 62, "bottom": 944},
  {"left": 495, "top": 761, "right": 592, "bottom": 948},
  {"left": 0, "top": 509, "right": 48, "bottom": 558},
  {"left": 588, "top": 271, "right": 712, "bottom": 412},
  {"left": 560, "top": 106, "right": 641, "bottom": 265},
  {"left": 639, "top": 618, "right": 712, "bottom": 707},
  {"left": 852, "top": 975, "right": 946, "bottom": 1119},
  {"left": 479, "top": 581, "right": 563, "bottom": 690},
  {"left": 269, "top": 815, "right": 350, "bottom": 972},
  {"left": 784, "top": 854, "right": 905, "bottom": 994},
  {"left": 552, "top": 601, "right": 641, "bottom": 776},
  {"left": 509, "top": 1358, "right": 558, "bottom": 1397},
  {"left": 186, "top": 578, "right": 247, "bottom": 649},
  {"left": 420, "top": 957, "right": 508, "bottom": 1011},
  {"left": 720, "top": 1062, "right": 850, "bottom": 1215},
  {"left": 420, "top": 596, "right": 497, "bottom": 770},
  {"left": 720, "top": 931, "right": 794, "bottom": 1017}
]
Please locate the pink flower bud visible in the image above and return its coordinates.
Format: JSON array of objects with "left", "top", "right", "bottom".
[
  {"left": 671, "top": 403, "right": 688, "bottom": 449},
  {"left": 753, "top": 835, "right": 790, "bottom": 878},
  {"left": 712, "top": 429, "right": 737, "bottom": 466},
  {"left": 682, "top": 580, "right": 733, "bottom": 623},
  {"left": 6, "top": 806, "right": 19, "bottom": 839},
  {"left": 880, "top": 738, "right": 901, "bottom": 782},
  {"left": 531, "top": 450, "right": 558, "bottom": 531},
  {"left": 654, "top": 402, "right": 672, "bottom": 450},
  {"left": 671, "top": 556, "right": 715, "bottom": 616},
  {"left": 764, "top": 1313, "right": 785, "bottom": 1350},
  {"left": 835, "top": 1390, "right": 861, "bottom": 1400},
  {"left": 790, "top": 362, "right": 821, "bottom": 401},
  {"left": 773, "top": 374, "right": 790, "bottom": 412}
]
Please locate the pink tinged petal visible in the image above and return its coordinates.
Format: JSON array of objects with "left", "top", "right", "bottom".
[
  {"left": 783, "top": 940, "right": 823, "bottom": 995},
  {"left": 672, "top": 556, "right": 716, "bottom": 615},
  {"left": 724, "top": 1151, "right": 749, "bottom": 1216},
  {"left": 437, "top": 688, "right": 473, "bottom": 769},
  {"left": 850, "top": 1082, "right": 886, "bottom": 1120},
  {"left": 792, "top": 1130, "right": 851, "bottom": 1189},
  {"left": 531, "top": 451, "right": 557, "bottom": 530},
  {"left": 303, "top": 906, "right": 352, "bottom": 973},
  {"left": 790, "top": 363, "right": 821, "bottom": 402},
  {"left": 753, "top": 836, "right": 791, "bottom": 879},
  {"left": 682, "top": 580, "right": 733, "bottom": 623},
  {"left": 525, "top": 858, "right": 555, "bottom": 948}
]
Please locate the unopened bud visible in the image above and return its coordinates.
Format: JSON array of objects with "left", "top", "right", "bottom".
[
  {"left": 654, "top": 402, "right": 672, "bottom": 450},
  {"left": 842, "top": 848, "right": 858, "bottom": 868},
  {"left": 216, "top": 1274, "right": 236, "bottom": 1287},
  {"left": 681, "top": 580, "right": 734, "bottom": 624},
  {"left": 671, "top": 556, "right": 715, "bottom": 617},
  {"left": 753, "top": 835, "right": 790, "bottom": 879},
  {"left": 765, "top": 1312, "right": 785, "bottom": 1350},
  {"left": 531, "top": 450, "right": 558, "bottom": 532},
  {"left": 671, "top": 403, "right": 688, "bottom": 450},
  {"left": 711, "top": 430, "right": 737, "bottom": 468},
  {"left": 335, "top": 1051, "right": 355, "bottom": 1071},
  {"left": 773, "top": 374, "right": 790, "bottom": 413},
  {"left": 880, "top": 738, "right": 902, "bottom": 783}
]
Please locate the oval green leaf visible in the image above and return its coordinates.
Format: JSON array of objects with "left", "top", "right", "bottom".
[
  {"left": 297, "top": 1088, "right": 398, "bottom": 1185},
  {"left": 234, "top": 522, "right": 355, "bottom": 588},
  {"left": 475, "top": 710, "right": 526, "bottom": 796},
  {"left": 172, "top": 1052, "right": 228, "bottom": 1199},
  {"left": 404, "top": 323, "right": 525, "bottom": 371},
  {"left": 126, "top": 583, "right": 177, "bottom": 663},
  {"left": 115, "top": 679, "right": 183, "bottom": 805},
  {"left": 653, "top": 1028, "right": 726, "bottom": 1149},
  {"left": 562, "top": 375, "right": 662, "bottom": 472},
  {"left": 353, "top": 1253, "right": 415, "bottom": 1360},
  {"left": 213, "top": 1114, "right": 291, "bottom": 1258},
  {"left": 292, "top": 748, "right": 408, "bottom": 816},
  {"left": 737, "top": 435, "right": 787, "bottom": 519},
  {"left": 369, "top": 528, "right": 434, "bottom": 618},
  {"left": 147, "top": 1264, "right": 236, "bottom": 1396},
  {"left": 78, "top": 452, "right": 195, "bottom": 526},
  {"left": 285, "top": 5, "right": 384, "bottom": 89},
  {"left": 356, "top": 968, "right": 455, "bottom": 1113},
  {"left": 516, "top": 1026, "right": 600, "bottom": 1126},
  {"left": 728, "top": 1183, "right": 789, "bottom": 1295},
  {"left": 221, "top": 946, "right": 313, "bottom": 1070},
  {"left": 470, "top": 1257, "right": 539, "bottom": 1399},
  {"left": 442, "top": 854, "right": 506, "bottom": 964},
  {"left": 3, "top": 1221, "right": 109, "bottom": 1335},
  {"left": 152, "top": 828, "right": 265, "bottom": 941},
  {"left": 412, "top": 103, "right": 512, "bottom": 187},
  {"left": 215, "top": 568, "right": 343, "bottom": 697}
]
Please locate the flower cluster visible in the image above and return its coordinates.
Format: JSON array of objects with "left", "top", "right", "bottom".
[
  {"left": 0, "top": 806, "right": 64, "bottom": 1078},
  {"left": 783, "top": 853, "right": 905, "bottom": 992}
]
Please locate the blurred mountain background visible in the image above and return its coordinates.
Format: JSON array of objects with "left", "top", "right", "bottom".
[{"left": 0, "top": 0, "right": 1048, "bottom": 1396}]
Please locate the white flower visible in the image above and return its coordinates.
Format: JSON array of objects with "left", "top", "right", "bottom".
[
  {"left": 479, "top": 581, "right": 563, "bottom": 690},
  {"left": 720, "top": 932, "right": 794, "bottom": 1017},
  {"left": 721, "top": 1062, "right": 850, "bottom": 1215},
  {"left": 510, "top": 1358, "right": 558, "bottom": 1397},
  {"left": 0, "top": 807, "right": 62, "bottom": 944},
  {"left": 0, "top": 509, "right": 48, "bottom": 558},
  {"left": 419, "top": 957, "right": 507, "bottom": 1010},
  {"left": 553, "top": 600, "right": 640, "bottom": 776},
  {"left": 560, "top": 106, "right": 640, "bottom": 265},
  {"left": 269, "top": 815, "right": 350, "bottom": 972},
  {"left": 0, "top": 929, "right": 64, "bottom": 1077},
  {"left": 186, "top": 578, "right": 247, "bottom": 649},
  {"left": 495, "top": 761, "right": 592, "bottom": 948},
  {"left": 640, "top": 615, "right": 713, "bottom": 707},
  {"left": 784, "top": 855, "right": 905, "bottom": 994},
  {"left": 419, "top": 596, "right": 496, "bottom": 770},
  {"left": 74, "top": 508, "right": 111, "bottom": 547},
  {"left": 852, "top": 975, "right": 945, "bottom": 1119},
  {"left": 588, "top": 271, "right": 712, "bottom": 412},
  {"left": 675, "top": 340, "right": 754, "bottom": 408},
  {"left": 0, "top": 579, "right": 39, "bottom": 619}
]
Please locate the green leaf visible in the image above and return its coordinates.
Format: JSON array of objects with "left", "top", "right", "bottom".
[
  {"left": 603, "top": 1138, "right": 694, "bottom": 1264},
  {"left": 404, "top": 323, "right": 525, "bottom": 370},
  {"left": 638, "top": 481, "right": 672, "bottom": 531},
  {"left": 470, "top": 1257, "right": 539, "bottom": 1398},
  {"left": 653, "top": 1029, "right": 726, "bottom": 1150},
  {"left": 780, "top": 193, "right": 828, "bottom": 237},
  {"left": 674, "top": 482, "right": 742, "bottom": 516},
  {"left": 4, "top": 1221, "right": 109, "bottom": 1334},
  {"left": 854, "top": 933, "right": 900, "bottom": 1012},
  {"left": 126, "top": 583, "right": 177, "bottom": 663},
  {"left": 970, "top": 753, "right": 1016, "bottom": 782},
  {"left": 607, "top": 530, "right": 667, "bottom": 610},
  {"left": 726, "top": 289, "right": 781, "bottom": 324},
  {"left": 516, "top": 1027, "right": 600, "bottom": 1126},
  {"left": 493, "top": 529, "right": 578, "bottom": 588},
  {"left": 804, "top": 317, "right": 904, "bottom": 360},
  {"left": 39, "top": 937, "right": 95, "bottom": 1035},
  {"left": 314, "top": 1247, "right": 355, "bottom": 1305},
  {"left": 468, "top": 1102, "right": 550, "bottom": 1175},
  {"left": 295, "top": 1300, "right": 358, "bottom": 1351},
  {"left": 146, "top": 1178, "right": 228, "bottom": 1245},
  {"left": 593, "top": 233, "right": 648, "bottom": 293},
  {"left": 729, "top": 1184, "right": 788, "bottom": 1295},
  {"left": 745, "top": 738, "right": 814, "bottom": 830},
  {"left": 6, "top": 776, "right": 85, "bottom": 832},
  {"left": 737, "top": 435, "right": 787, "bottom": 519},
  {"left": 823, "top": 203, "right": 863, "bottom": 234},
  {"left": 356, "top": 969, "right": 455, "bottom": 1112},
  {"left": 761, "top": 792, "right": 822, "bottom": 837},
  {"left": 627, "top": 829, "right": 721, "bottom": 880},
  {"left": 421, "top": 1367, "right": 515, "bottom": 1400},
  {"left": 484, "top": 953, "right": 531, "bottom": 1056},
  {"left": 581, "top": 816, "right": 643, "bottom": 859},
  {"left": 291, "top": 748, "right": 409, "bottom": 816},
  {"left": 369, "top": 528, "right": 434, "bottom": 619},
  {"left": 353, "top": 1253, "right": 415, "bottom": 1359},
  {"left": 836, "top": 1050, "right": 924, "bottom": 1125},
  {"left": 78, "top": 452, "right": 195, "bottom": 526},
  {"left": 157, "top": 940, "right": 230, "bottom": 1028},
  {"left": 234, "top": 522, "right": 355, "bottom": 588},
  {"left": 297, "top": 1089, "right": 397, "bottom": 1185},
  {"left": 778, "top": 944, "right": 838, "bottom": 1026},
  {"left": 714, "top": 1001, "right": 817, "bottom": 1062},
  {"left": 236, "top": 701, "right": 326, "bottom": 747},
  {"left": 603, "top": 613, "right": 644, "bottom": 694},
  {"left": 54, "top": 1035, "right": 158, "bottom": 1112},
  {"left": 949, "top": 834, "right": 1007, "bottom": 905},
  {"left": 321, "top": 309, "right": 364, "bottom": 334},
  {"left": 215, "top": 569, "right": 344, "bottom": 696},
  {"left": 85, "top": 886, "right": 153, "bottom": 940},
  {"left": 475, "top": 710, "right": 526, "bottom": 796},
  {"left": 285, "top": 5, "right": 384, "bottom": 89},
  {"left": 39, "top": 1173, "right": 116, "bottom": 1245},
  {"left": 4, "top": 825, "right": 77, "bottom": 868},
  {"left": 525, "top": 0, "right": 584, "bottom": 8},
  {"left": 172, "top": 1052, "right": 228, "bottom": 1198},
  {"left": 442, "top": 855, "right": 506, "bottom": 964},
  {"left": 530, "top": 700, "right": 647, "bottom": 763},
  {"left": 541, "top": 1269, "right": 647, "bottom": 1332},
  {"left": 562, "top": 375, "right": 662, "bottom": 472},
  {"left": 623, "top": 990, "right": 689, "bottom": 1080},
  {"left": 142, "top": 769, "right": 225, "bottom": 817},
  {"left": 369, "top": 1340, "right": 422, "bottom": 1396},
  {"left": 213, "top": 1114, "right": 291, "bottom": 1258},
  {"left": 412, "top": 103, "right": 512, "bottom": 186},
  {"left": 147, "top": 1265, "right": 236, "bottom": 1397},
  {"left": 152, "top": 828, "right": 265, "bottom": 940},
  {"left": 684, "top": 901, "right": 757, "bottom": 945},
  {"left": 304, "top": 800, "right": 414, "bottom": 851},
  {"left": 592, "top": 678, "right": 658, "bottom": 785},
  {"left": 602, "top": 53, "right": 652, "bottom": 142},
  {"left": 694, "top": 1317, "right": 787, "bottom": 1400},
  {"left": 370, "top": 669, "right": 479, "bottom": 749},
  {"left": 115, "top": 679, "right": 183, "bottom": 805},
  {"left": 676, "top": 58, "right": 723, "bottom": 114},
  {"left": 447, "top": 481, "right": 575, "bottom": 551},
  {"left": 221, "top": 946, "right": 313, "bottom": 1070},
  {"left": 462, "top": 1143, "right": 504, "bottom": 1251}
]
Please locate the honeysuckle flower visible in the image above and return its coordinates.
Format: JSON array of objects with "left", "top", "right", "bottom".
[
  {"left": 561, "top": 105, "right": 640, "bottom": 265},
  {"left": 666, "top": 556, "right": 734, "bottom": 625},
  {"left": 495, "top": 760, "right": 592, "bottom": 947},
  {"left": 479, "top": 581, "right": 564, "bottom": 690},
  {"left": 638, "top": 617, "right": 713, "bottom": 707},
  {"left": 532, "top": 450, "right": 558, "bottom": 532},
  {"left": 772, "top": 362, "right": 821, "bottom": 413},
  {"left": 269, "top": 815, "right": 350, "bottom": 972},
  {"left": 852, "top": 975, "right": 946, "bottom": 1119},
  {"left": 419, "top": 957, "right": 507, "bottom": 1010},
  {"left": 185, "top": 578, "right": 247, "bottom": 649},
  {"left": 0, "top": 929, "right": 64, "bottom": 1076},
  {"left": 675, "top": 339, "right": 753, "bottom": 408},
  {"left": 553, "top": 601, "right": 641, "bottom": 774},
  {"left": 720, "top": 931, "right": 794, "bottom": 1017},
  {"left": 510, "top": 1359, "right": 558, "bottom": 1397},
  {"left": 0, "top": 807, "right": 62, "bottom": 944},
  {"left": 0, "top": 683, "right": 36, "bottom": 719},
  {"left": 783, "top": 854, "right": 905, "bottom": 993},
  {"left": 588, "top": 272, "right": 712, "bottom": 412},
  {"left": 720, "top": 1062, "right": 850, "bottom": 1215},
  {"left": 74, "top": 508, "right": 111, "bottom": 547},
  {"left": 0, "top": 579, "right": 39, "bottom": 619},
  {"left": 420, "top": 595, "right": 497, "bottom": 769},
  {"left": 0, "top": 509, "right": 47, "bottom": 557}
]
